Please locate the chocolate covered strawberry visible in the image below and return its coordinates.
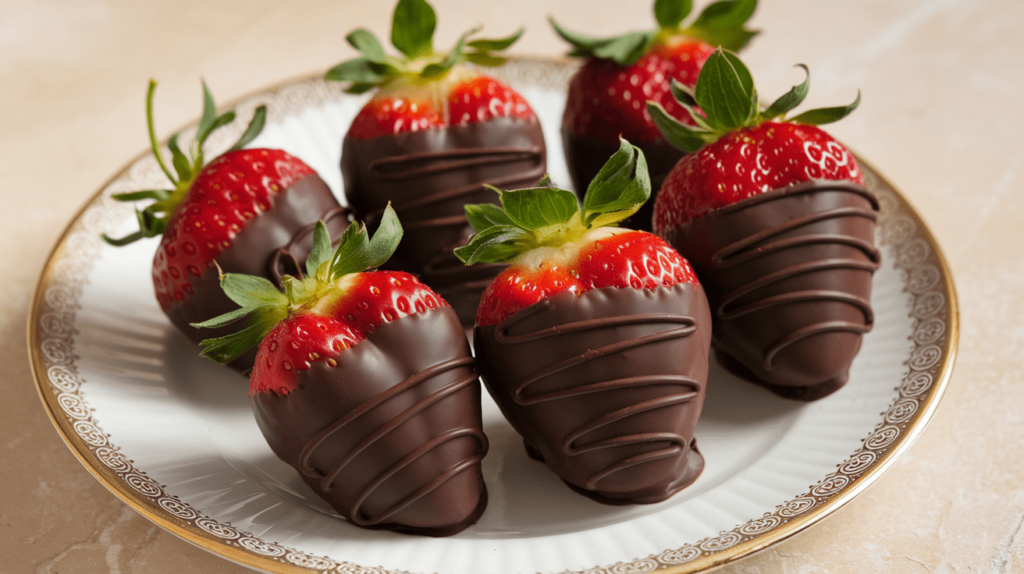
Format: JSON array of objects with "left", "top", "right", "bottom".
[
  {"left": 553, "top": 0, "right": 757, "bottom": 230},
  {"left": 330, "top": 0, "right": 546, "bottom": 324},
  {"left": 103, "top": 80, "right": 348, "bottom": 370},
  {"left": 195, "top": 207, "right": 488, "bottom": 536},
  {"left": 456, "top": 141, "right": 711, "bottom": 505},
  {"left": 648, "top": 49, "right": 880, "bottom": 400}
]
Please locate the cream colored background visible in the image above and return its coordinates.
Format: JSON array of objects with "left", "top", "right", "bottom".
[{"left": 3, "top": 0, "right": 1022, "bottom": 572}]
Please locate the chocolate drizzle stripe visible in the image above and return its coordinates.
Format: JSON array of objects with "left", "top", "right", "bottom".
[
  {"left": 349, "top": 427, "right": 487, "bottom": 526},
  {"left": 718, "top": 259, "right": 879, "bottom": 319},
  {"left": 763, "top": 320, "right": 873, "bottom": 372},
  {"left": 494, "top": 303, "right": 700, "bottom": 490},
  {"left": 370, "top": 147, "right": 543, "bottom": 181},
  {"left": 268, "top": 205, "right": 352, "bottom": 286},
  {"left": 713, "top": 180, "right": 881, "bottom": 216},
  {"left": 706, "top": 183, "right": 882, "bottom": 375},
  {"left": 297, "top": 356, "right": 487, "bottom": 525}
]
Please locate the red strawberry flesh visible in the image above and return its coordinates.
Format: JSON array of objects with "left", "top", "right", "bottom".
[
  {"left": 251, "top": 271, "right": 447, "bottom": 396},
  {"left": 653, "top": 122, "right": 865, "bottom": 232},
  {"left": 563, "top": 39, "right": 714, "bottom": 143},
  {"left": 346, "top": 72, "right": 536, "bottom": 141},
  {"left": 476, "top": 229, "right": 698, "bottom": 326},
  {"left": 152, "top": 149, "right": 315, "bottom": 309}
]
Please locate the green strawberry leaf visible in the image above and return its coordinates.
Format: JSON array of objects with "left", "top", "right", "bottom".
[
  {"left": 347, "top": 28, "right": 390, "bottom": 64},
  {"left": 190, "top": 305, "right": 252, "bottom": 330},
  {"left": 465, "top": 203, "right": 514, "bottom": 233},
  {"left": 110, "top": 189, "right": 171, "bottom": 203},
  {"left": 197, "top": 80, "right": 217, "bottom": 145},
  {"left": 693, "top": 0, "right": 757, "bottom": 28},
  {"left": 453, "top": 224, "right": 533, "bottom": 265},
  {"left": 421, "top": 27, "right": 477, "bottom": 79},
  {"left": 364, "top": 204, "right": 404, "bottom": 269},
  {"left": 167, "top": 134, "right": 193, "bottom": 183},
  {"left": 345, "top": 82, "right": 378, "bottom": 95},
  {"left": 654, "top": 0, "right": 693, "bottom": 30},
  {"left": 464, "top": 51, "right": 507, "bottom": 67},
  {"left": 391, "top": 0, "right": 436, "bottom": 59},
  {"left": 591, "top": 31, "right": 654, "bottom": 66},
  {"left": 325, "top": 57, "right": 392, "bottom": 84},
  {"left": 549, "top": 18, "right": 606, "bottom": 52},
  {"left": 500, "top": 186, "right": 580, "bottom": 231},
  {"left": 329, "top": 204, "right": 403, "bottom": 278},
  {"left": 550, "top": 19, "right": 652, "bottom": 66},
  {"left": 668, "top": 79, "right": 712, "bottom": 130},
  {"left": 466, "top": 27, "right": 524, "bottom": 51},
  {"left": 581, "top": 138, "right": 651, "bottom": 227},
  {"left": 198, "top": 111, "right": 237, "bottom": 147},
  {"left": 694, "top": 48, "right": 757, "bottom": 130},
  {"left": 228, "top": 105, "right": 267, "bottom": 152},
  {"left": 196, "top": 314, "right": 282, "bottom": 364},
  {"left": 221, "top": 273, "right": 289, "bottom": 308},
  {"left": 305, "top": 221, "right": 333, "bottom": 279},
  {"left": 670, "top": 78, "right": 697, "bottom": 106},
  {"left": 687, "top": 0, "right": 759, "bottom": 51},
  {"left": 789, "top": 90, "right": 861, "bottom": 126},
  {"left": 763, "top": 64, "right": 810, "bottom": 120},
  {"left": 536, "top": 174, "right": 554, "bottom": 187},
  {"left": 646, "top": 101, "right": 712, "bottom": 152}
]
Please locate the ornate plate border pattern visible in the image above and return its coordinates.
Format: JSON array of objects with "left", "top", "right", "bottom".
[{"left": 28, "top": 60, "right": 957, "bottom": 574}]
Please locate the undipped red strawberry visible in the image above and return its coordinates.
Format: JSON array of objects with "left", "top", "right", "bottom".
[
  {"left": 648, "top": 49, "right": 880, "bottom": 400},
  {"left": 103, "top": 81, "right": 347, "bottom": 370},
  {"left": 553, "top": 0, "right": 758, "bottom": 229},
  {"left": 456, "top": 141, "right": 712, "bottom": 505},
  {"left": 195, "top": 208, "right": 488, "bottom": 536},
  {"left": 330, "top": 0, "right": 545, "bottom": 324}
]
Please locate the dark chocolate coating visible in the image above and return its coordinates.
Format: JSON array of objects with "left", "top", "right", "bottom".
[
  {"left": 164, "top": 174, "right": 350, "bottom": 371},
  {"left": 341, "top": 118, "right": 546, "bottom": 324},
  {"left": 475, "top": 284, "right": 711, "bottom": 504},
  {"left": 661, "top": 180, "right": 881, "bottom": 400},
  {"left": 561, "top": 129, "right": 685, "bottom": 232},
  {"left": 252, "top": 307, "right": 488, "bottom": 536}
]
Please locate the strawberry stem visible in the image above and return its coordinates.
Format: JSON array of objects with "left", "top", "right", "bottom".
[{"left": 146, "top": 80, "right": 177, "bottom": 186}]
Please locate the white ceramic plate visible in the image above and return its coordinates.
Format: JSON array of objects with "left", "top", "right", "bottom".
[{"left": 30, "top": 59, "right": 957, "bottom": 574}]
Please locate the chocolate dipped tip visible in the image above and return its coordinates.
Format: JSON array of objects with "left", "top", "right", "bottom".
[
  {"left": 475, "top": 283, "right": 711, "bottom": 505},
  {"left": 663, "top": 180, "right": 880, "bottom": 398},
  {"left": 253, "top": 307, "right": 489, "bottom": 536}
]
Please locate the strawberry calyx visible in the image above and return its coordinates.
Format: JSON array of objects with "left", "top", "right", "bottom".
[
  {"left": 551, "top": 0, "right": 758, "bottom": 66},
  {"left": 326, "top": 0, "right": 522, "bottom": 94},
  {"left": 647, "top": 48, "right": 861, "bottom": 153},
  {"left": 454, "top": 137, "right": 650, "bottom": 266},
  {"left": 192, "top": 205, "right": 404, "bottom": 366},
  {"left": 102, "top": 80, "right": 267, "bottom": 246}
]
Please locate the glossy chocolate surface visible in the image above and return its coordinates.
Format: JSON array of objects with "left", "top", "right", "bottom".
[
  {"left": 662, "top": 180, "right": 880, "bottom": 400},
  {"left": 561, "top": 129, "right": 685, "bottom": 232},
  {"left": 475, "top": 284, "right": 711, "bottom": 504},
  {"left": 252, "top": 307, "right": 488, "bottom": 536},
  {"left": 342, "top": 118, "right": 546, "bottom": 323},
  {"left": 164, "top": 174, "right": 349, "bottom": 371}
]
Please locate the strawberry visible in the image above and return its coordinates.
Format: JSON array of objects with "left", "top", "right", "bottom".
[
  {"left": 329, "top": 0, "right": 546, "bottom": 324},
  {"left": 103, "top": 80, "right": 348, "bottom": 370},
  {"left": 456, "top": 141, "right": 712, "bottom": 505},
  {"left": 648, "top": 49, "right": 880, "bottom": 400},
  {"left": 553, "top": 0, "right": 758, "bottom": 230},
  {"left": 195, "top": 207, "right": 488, "bottom": 536}
]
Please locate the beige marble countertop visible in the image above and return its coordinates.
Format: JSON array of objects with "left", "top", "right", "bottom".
[{"left": 4, "top": 1, "right": 1022, "bottom": 572}]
